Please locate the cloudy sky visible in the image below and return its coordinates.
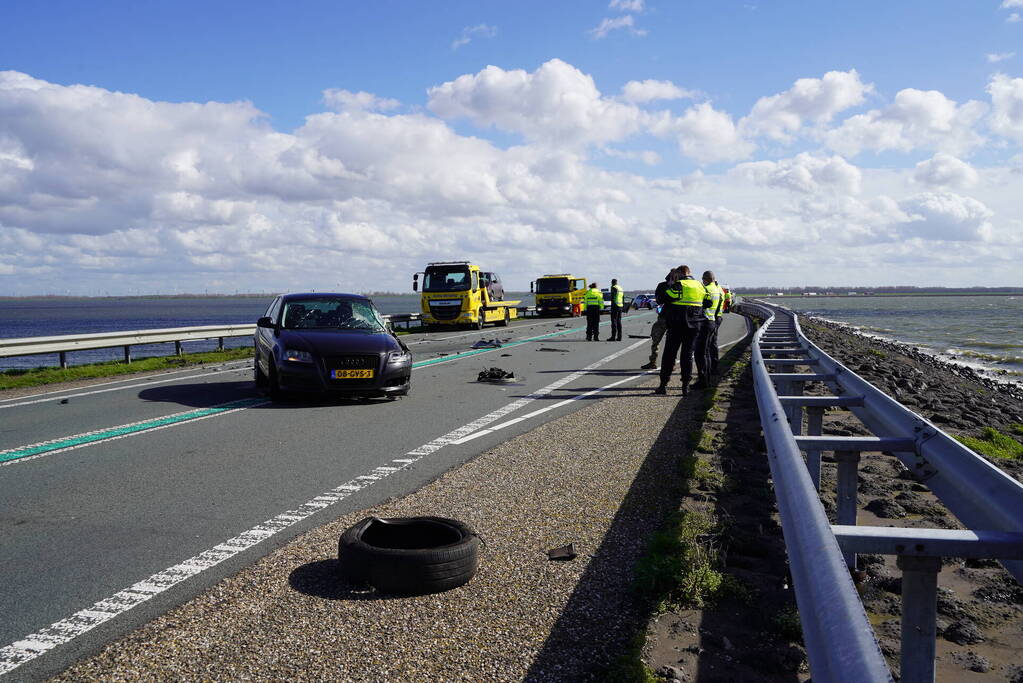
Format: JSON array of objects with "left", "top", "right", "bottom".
[{"left": 1, "top": 0, "right": 1022, "bottom": 295}]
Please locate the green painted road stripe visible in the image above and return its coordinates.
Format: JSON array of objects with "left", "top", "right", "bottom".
[
  {"left": 410, "top": 314, "right": 650, "bottom": 368},
  {"left": 0, "top": 398, "right": 266, "bottom": 464}
]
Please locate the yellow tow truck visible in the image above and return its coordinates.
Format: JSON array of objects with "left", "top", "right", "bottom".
[
  {"left": 413, "top": 261, "right": 520, "bottom": 330},
  {"left": 530, "top": 274, "right": 588, "bottom": 317}
]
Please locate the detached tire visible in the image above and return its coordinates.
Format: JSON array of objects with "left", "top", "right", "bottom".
[{"left": 337, "top": 516, "right": 479, "bottom": 594}]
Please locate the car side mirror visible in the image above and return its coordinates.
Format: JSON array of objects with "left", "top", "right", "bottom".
[{"left": 257, "top": 316, "right": 275, "bottom": 329}]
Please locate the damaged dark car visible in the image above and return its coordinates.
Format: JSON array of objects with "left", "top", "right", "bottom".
[{"left": 254, "top": 293, "right": 412, "bottom": 401}]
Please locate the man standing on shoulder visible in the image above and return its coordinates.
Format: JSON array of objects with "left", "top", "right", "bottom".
[
  {"left": 608, "top": 278, "right": 624, "bottom": 341},
  {"left": 583, "top": 282, "right": 603, "bottom": 341},
  {"left": 654, "top": 265, "right": 707, "bottom": 395},
  {"left": 641, "top": 270, "right": 674, "bottom": 369},
  {"left": 698, "top": 272, "right": 724, "bottom": 381}
]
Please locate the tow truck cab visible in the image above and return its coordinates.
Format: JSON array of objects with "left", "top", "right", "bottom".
[
  {"left": 530, "top": 274, "right": 587, "bottom": 317},
  {"left": 413, "top": 261, "right": 519, "bottom": 329}
]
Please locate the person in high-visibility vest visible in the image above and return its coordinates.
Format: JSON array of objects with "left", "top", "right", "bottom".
[
  {"left": 655, "top": 265, "right": 709, "bottom": 395},
  {"left": 608, "top": 278, "right": 624, "bottom": 341},
  {"left": 583, "top": 282, "right": 604, "bottom": 341},
  {"left": 698, "top": 272, "right": 724, "bottom": 379}
]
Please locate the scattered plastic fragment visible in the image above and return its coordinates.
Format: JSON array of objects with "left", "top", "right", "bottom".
[
  {"left": 471, "top": 339, "right": 503, "bottom": 349},
  {"left": 537, "top": 347, "right": 570, "bottom": 353},
  {"left": 477, "top": 367, "right": 515, "bottom": 382},
  {"left": 59, "top": 398, "right": 69, "bottom": 405},
  {"left": 501, "top": 353, "right": 512, "bottom": 357},
  {"left": 547, "top": 543, "right": 577, "bottom": 561}
]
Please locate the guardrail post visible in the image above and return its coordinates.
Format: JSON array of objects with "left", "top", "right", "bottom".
[
  {"left": 59, "top": 351, "right": 68, "bottom": 369},
  {"left": 218, "top": 337, "right": 225, "bottom": 351},
  {"left": 175, "top": 341, "right": 183, "bottom": 356},
  {"left": 805, "top": 406, "right": 825, "bottom": 490},
  {"left": 897, "top": 555, "right": 941, "bottom": 683},
  {"left": 835, "top": 450, "right": 860, "bottom": 568},
  {"left": 123, "top": 345, "right": 131, "bottom": 364}
]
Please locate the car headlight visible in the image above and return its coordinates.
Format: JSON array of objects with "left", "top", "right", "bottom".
[
  {"left": 284, "top": 348, "right": 314, "bottom": 364},
  {"left": 387, "top": 350, "right": 411, "bottom": 365}
]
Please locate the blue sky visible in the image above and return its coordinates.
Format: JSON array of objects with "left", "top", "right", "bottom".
[{"left": 1, "top": 1, "right": 1021, "bottom": 294}]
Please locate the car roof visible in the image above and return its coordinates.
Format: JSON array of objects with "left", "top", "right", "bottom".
[{"left": 280, "top": 292, "right": 370, "bottom": 302}]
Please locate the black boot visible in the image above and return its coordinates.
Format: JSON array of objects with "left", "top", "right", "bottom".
[{"left": 654, "top": 383, "right": 667, "bottom": 395}]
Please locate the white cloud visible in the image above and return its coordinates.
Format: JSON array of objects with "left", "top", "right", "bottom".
[
  {"left": 987, "top": 73, "right": 1023, "bottom": 142},
  {"left": 897, "top": 192, "right": 993, "bottom": 242},
  {"left": 451, "top": 24, "right": 498, "bottom": 50},
  {"left": 1002, "top": 0, "right": 1023, "bottom": 8},
  {"left": 322, "top": 89, "right": 400, "bottom": 112},
  {"left": 987, "top": 52, "right": 1016, "bottom": 63},
  {"left": 426, "top": 59, "right": 645, "bottom": 146},
  {"left": 651, "top": 103, "right": 756, "bottom": 163},
  {"left": 731, "top": 153, "right": 862, "bottom": 195},
  {"left": 1008, "top": 13, "right": 1022, "bottom": 22},
  {"left": 610, "top": 0, "right": 645, "bottom": 10},
  {"left": 589, "top": 15, "right": 646, "bottom": 39},
  {"left": 620, "top": 79, "right": 697, "bottom": 103},
  {"left": 825, "top": 87, "right": 986, "bottom": 156},
  {"left": 912, "top": 153, "right": 979, "bottom": 189},
  {"left": 741, "top": 70, "right": 873, "bottom": 141}
]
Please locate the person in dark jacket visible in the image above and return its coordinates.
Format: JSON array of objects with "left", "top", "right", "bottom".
[
  {"left": 583, "top": 282, "right": 603, "bottom": 341},
  {"left": 641, "top": 271, "right": 673, "bottom": 369},
  {"left": 654, "top": 265, "right": 709, "bottom": 396}
]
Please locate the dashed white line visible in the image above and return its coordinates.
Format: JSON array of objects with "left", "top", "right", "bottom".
[{"left": 0, "top": 338, "right": 648, "bottom": 677}]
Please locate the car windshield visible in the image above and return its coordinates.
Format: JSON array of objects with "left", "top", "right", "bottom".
[
  {"left": 536, "top": 278, "right": 570, "bottom": 294},
  {"left": 423, "top": 267, "right": 471, "bottom": 292},
  {"left": 281, "top": 297, "right": 385, "bottom": 332}
]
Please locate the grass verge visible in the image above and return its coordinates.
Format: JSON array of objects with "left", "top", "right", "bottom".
[
  {"left": 0, "top": 347, "right": 254, "bottom": 391},
  {"left": 955, "top": 426, "right": 1023, "bottom": 460}
]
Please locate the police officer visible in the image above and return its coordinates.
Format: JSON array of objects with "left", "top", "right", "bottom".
[
  {"left": 641, "top": 270, "right": 673, "bottom": 369},
  {"left": 583, "top": 282, "right": 603, "bottom": 341},
  {"left": 655, "top": 266, "right": 708, "bottom": 395},
  {"left": 698, "top": 272, "right": 724, "bottom": 379},
  {"left": 608, "top": 278, "right": 624, "bottom": 341}
]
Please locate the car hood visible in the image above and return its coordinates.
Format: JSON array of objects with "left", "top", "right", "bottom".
[{"left": 278, "top": 329, "right": 399, "bottom": 355}]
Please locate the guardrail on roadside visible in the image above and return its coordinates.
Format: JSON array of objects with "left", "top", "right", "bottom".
[
  {"left": 737, "top": 300, "right": 1023, "bottom": 682},
  {"left": 0, "top": 307, "right": 540, "bottom": 368}
]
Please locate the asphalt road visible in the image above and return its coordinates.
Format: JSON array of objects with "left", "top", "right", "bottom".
[{"left": 0, "top": 310, "right": 748, "bottom": 682}]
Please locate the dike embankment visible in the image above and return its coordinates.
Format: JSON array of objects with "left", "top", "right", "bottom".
[{"left": 47, "top": 318, "right": 1022, "bottom": 682}]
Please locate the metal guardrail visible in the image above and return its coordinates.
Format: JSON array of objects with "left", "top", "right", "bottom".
[
  {"left": 0, "top": 308, "right": 540, "bottom": 368},
  {"left": 739, "top": 300, "right": 1023, "bottom": 682}
]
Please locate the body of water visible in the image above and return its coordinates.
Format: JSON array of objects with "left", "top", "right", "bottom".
[
  {"left": 0, "top": 293, "right": 536, "bottom": 370},
  {"left": 762, "top": 295, "right": 1023, "bottom": 384}
]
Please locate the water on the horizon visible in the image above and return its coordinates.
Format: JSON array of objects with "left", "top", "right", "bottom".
[
  {"left": 763, "top": 295, "right": 1023, "bottom": 384},
  {"left": 0, "top": 293, "right": 534, "bottom": 370}
]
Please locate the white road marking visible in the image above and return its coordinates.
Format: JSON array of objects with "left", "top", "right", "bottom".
[
  {"left": 0, "top": 365, "right": 251, "bottom": 410},
  {"left": 0, "top": 337, "right": 648, "bottom": 676}
]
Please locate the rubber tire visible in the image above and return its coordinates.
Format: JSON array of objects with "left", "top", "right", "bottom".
[
  {"left": 496, "top": 309, "right": 510, "bottom": 327},
  {"left": 337, "top": 516, "right": 479, "bottom": 595},
  {"left": 254, "top": 358, "right": 268, "bottom": 388},
  {"left": 268, "top": 360, "right": 285, "bottom": 402},
  {"left": 473, "top": 319, "right": 484, "bottom": 330}
]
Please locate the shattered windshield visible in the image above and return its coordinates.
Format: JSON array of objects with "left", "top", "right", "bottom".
[
  {"left": 536, "top": 278, "right": 571, "bottom": 294},
  {"left": 281, "top": 298, "right": 385, "bottom": 332},
  {"left": 423, "top": 267, "right": 471, "bottom": 292}
]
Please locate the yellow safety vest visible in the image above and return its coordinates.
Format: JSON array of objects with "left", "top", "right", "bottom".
[
  {"left": 610, "top": 284, "right": 624, "bottom": 307},
  {"left": 704, "top": 282, "right": 723, "bottom": 321},
  {"left": 583, "top": 288, "right": 603, "bottom": 308},
  {"left": 665, "top": 278, "right": 705, "bottom": 307}
]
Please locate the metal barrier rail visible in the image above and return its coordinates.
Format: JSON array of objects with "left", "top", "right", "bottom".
[
  {"left": 739, "top": 300, "right": 1023, "bottom": 683},
  {"left": 0, "top": 308, "right": 539, "bottom": 368}
]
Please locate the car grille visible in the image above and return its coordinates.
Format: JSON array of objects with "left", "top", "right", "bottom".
[
  {"left": 429, "top": 302, "right": 462, "bottom": 320},
  {"left": 539, "top": 297, "right": 567, "bottom": 308},
  {"left": 325, "top": 354, "right": 379, "bottom": 385}
]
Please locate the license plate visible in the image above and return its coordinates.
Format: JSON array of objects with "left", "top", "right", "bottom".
[{"left": 332, "top": 369, "right": 374, "bottom": 379}]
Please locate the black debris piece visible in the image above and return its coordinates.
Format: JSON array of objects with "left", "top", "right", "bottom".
[
  {"left": 547, "top": 543, "right": 577, "bottom": 561},
  {"left": 537, "top": 347, "right": 570, "bottom": 353},
  {"left": 478, "top": 367, "right": 516, "bottom": 382},
  {"left": 59, "top": 398, "right": 69, "bottom": 404},
  {"left": 471, "top": 339, "right": 503, "bottom": 349}
]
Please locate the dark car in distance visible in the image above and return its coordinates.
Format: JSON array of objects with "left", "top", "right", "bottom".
[{"left": 254, "top": 293, "right": 412, "bottom": 401}]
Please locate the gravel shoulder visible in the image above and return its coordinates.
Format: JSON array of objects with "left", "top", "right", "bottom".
[{"left": 51, "top": 346, "right": 730, "bottom": 682}]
